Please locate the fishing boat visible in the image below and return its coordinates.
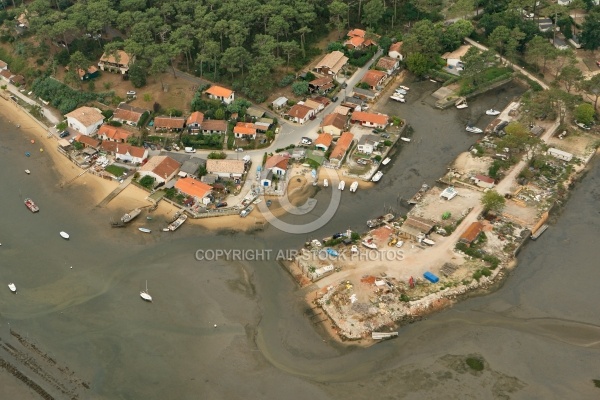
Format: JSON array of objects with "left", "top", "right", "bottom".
[
  {"left": 167, "top": 213, "right": 188, "bottom": 231},
  {"left": 349, "top": 181, "right": 358, "bottom": 193},
  {"left": 382, "top": 158, "right": 391, "bottom": 166},
  {"left": 60, "top": 231, "right": 70, "bottom": 239},
  {"left": 398, "top": 85, "right": 410, "bottom": 91},
  {"left": 138, "top": 227, "right": 151, "bottom": 233},
  {"left": 371, "top": 171, "right": 383, "bottom": 182},
  {"left": 338, "top": 180, "right": 345, "bottom": 191},
  {"left": 240, "top": 205, "right": 254, "bottom": 218},
  {"left": 361, "top": 238, "right": 378, "bottom": 249},
  {"left": 366, "top": 213, "right": 394, "bottom": 229},
  {"left": 486, "top": 109, "right": 501, "bottom": 116},
  {"left": 466, "top": 125, "right": 483, "bottom": 134},
  {"left": 390, "top": 94, "right": 405, "bottom": 103},
  {"left": 8, "top": 283, "right": 16, "bottom": 293},
  {"left": 140, "top": 281, "right": 152, "bottom": 302},
  {"left": 400, "top": 137, "right": 411, "bottom": 142},
  {"left": 121, "top": 208, "right": 142, "bottom": 224},
  {"left": 25, "top": 169, "right": 31, "bottom": 174},
  {"left": 24, "top": 198, "right": 39, "bottom": 213}
]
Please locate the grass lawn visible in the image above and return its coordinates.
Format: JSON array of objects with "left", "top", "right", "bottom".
[{"left": 105, "top": 164, "right": 126, "bottom": 177}]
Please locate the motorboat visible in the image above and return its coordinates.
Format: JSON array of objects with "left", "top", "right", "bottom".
[
  {"left": 24, "top": 198, "right": 39, "bottom": 213},
  {"left": 400, "top": 137, "right": 411, "bottom": 142},
  {"left": 323, "top": 179, "right": 328, "bottom": 187},
  {"left": 390, "top": 94, "right": 405, "bottom": 103},
  {"left": 8, "top": 283, "right": 16, "bottom": 293},
  {"left": 140, "top": 280, "right": 152, "bottom": 302},
  {"left": 456, "top": 103, "right": 468, "bottom": 109},
  {"left": 349, "top": 181, "right": 358, "bottom": 193},
  {"left": 382, "top": 157, "right": 391, "bottom": 166},
  {"left": 325, "top": 248, "right": 339, "bottom": 257},
  {"left": 338, "top": 180, "right": 345, "bottom": 191},
  {"left": 59, "top": 231, "right": 70, "bottom": 239},
  {"left": 121, "top": 208, "right": 142, "bottom": 224},
  {"left": 395, "top": 88, "right": 407, "bottom": 95},
  {"left": 240, "top": 205, "right": 254, "bottom": 218},
  {"left": 361, "top": 239, "right": 378, "bottom": 249},
  {"left": 466, "top": 125, "right": 483, "bottom": 134},
  {"left": 167, "top": 213, "right": 188, "bottom": 231},
  {"left": 455, "top": 98, "right": 468, "bottom": 109},
  {"left": 486, "top": 109, "right": 501, "bottom": 116},
  {"left": 25, "top": 169, "right": 30, "bottom": 174},
  {"left": 398, "top": 85, "right": 410, "bottom": 91},
  {"left": 138, "top": 227, "right": 151, "bottom": 233},
  {"left": 371, "top": 171, "right": 383, "bottom": 182}
]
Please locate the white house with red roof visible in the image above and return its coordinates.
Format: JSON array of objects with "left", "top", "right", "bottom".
[
  {"left": 350, "top": 111, "right": 389, "bottom": 129},
  {"left": 388, "top": 42, "right": 404, "bottom": 60},
  {"left": 98, "top": 124, "right": 132, "bottom": 143},
  {"left": 265, "top": 154, "right": 290, "bottom": 177},
  {"left": 287, "top": 104, "right": 315, "bottom": 124},
  {"left": 205, "top": 85, "right": 235, "bottom": 105},
  {"left": 186, "top": 111, "right": 205, "bottom": 134},
  {"left": 115, "top": 144, "right": 148, "bottom": 164},
  {"left": 234, "top": 122, "right": 257, "bottom": 140}
]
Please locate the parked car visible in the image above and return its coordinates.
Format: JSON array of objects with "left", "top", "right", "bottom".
[
  {"left": 164, "top": 146, "right": 172, "bottom": 151},
  {"left": 216, "top": 202, "right": 228, "bottom": 208},
  {"left": 381, "top": 133, "right": 390, "bottom": 139},
  {"left": 59, "top": 130, "right": 70, "bottom": 138},
  {"left": 184, "top": 147, "right": 196, "bottom": 153},
  {"left": 301, "top": 137, "right": 312, "bottom": 145},
  {"left": 332, "top": 96, "right": 339, "bottom": 102},
  {"left": 235, "top": 147, "right": 244, "bottom": 152}
]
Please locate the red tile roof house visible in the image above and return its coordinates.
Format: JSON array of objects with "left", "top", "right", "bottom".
[
  {"left": 100, "top": 140, "right": 119, "bottom": 154},
  {"left": 98, "top": 124, "right": 132, "bottom": 143},
  {"left": 350, "top": 111, "right": 389, "bottom": 129},
  {"left": 74, "top": 134, "right": 100, "bottom": 149},
  {"left": 314, "top": 133, "right": 333, "bottom": 151},
  {"left": 186, "top": 111, "right": 205, "bottom": 134},
  {"left": 98, "top": 50, "right": 134, "bottom": 74},
  {"left": 112, "top": 103, "right": 148, "bottom": 126},
  {"left": 345, "top": 28, "right": 366, "bottom": 49},
  {"left": 264, "top": 154, "right": 290, "bottom": 176},
  {"left": 375, "top": 57, "right": 400, "bottom": 76},
  {"left": 287, "top": 104, "right": 315, "bottom": 124},
  {"left": 388, "top": 41, "right": 404, "bottom": 60},
  {"left": 175, "top": 177, "right": 213, "bottom": 205},
  {"left": 459, "top": 221, "right": 484, "bottom": 246},
  {"left": 234, "top": 122, "right": 257, "bottom": 140},
  {"left": 115, "top": 144, "right": 148, "bottom": 164},
  {"left": 360, "top": 70, "right": 387, "bottom": 90},
  {"left": 201, "top": 119, "right": 228, "bottom": 135},
  {"left": 138, "top": 155, "right": 181, "bottom": 186},
  {"left": 471, "top": 174, "right": 495, "bottom": 189},
  {"left": 154, "top": 116, "right": 185, "bottom": 132},
  {"left": 329, "top": 132, "right": 354, "bottom": 167},
  {"left": 321, "top": 113, "right": 347, "bottom": 137},
  {"left": 309, "top": 76, "right": 334, "bottom": 93},
  {"left": 204, "top": 85, "right": 235, "bottom": 105},
  {"left": 0, "top": 69, "right": 13, "bottom": 82}
]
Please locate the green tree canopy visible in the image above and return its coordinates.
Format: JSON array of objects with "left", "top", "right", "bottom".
[
  {"left": 481, "top": 190, "right": 506, "bottom": 213},
  {"left": 574, "top": 103, "right": 595, "bottom": 125}
]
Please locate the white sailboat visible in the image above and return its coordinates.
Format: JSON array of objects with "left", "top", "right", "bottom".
[
  {"left": 8, "top": 283, "right": 16, "bottom": 293},
  {"left": 140, "top": 281, "right": 152, "bottom": 302}
]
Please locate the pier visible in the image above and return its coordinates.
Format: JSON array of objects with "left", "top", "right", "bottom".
[{"left": 95, "top": 176, "right": 133, "bottom": 208}]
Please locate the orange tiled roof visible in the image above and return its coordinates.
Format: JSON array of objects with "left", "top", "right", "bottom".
[
  {"left": 265, "top": 154, "right": 290, "bottom": 170},
  {"left": 390, "top": 41, "right": 403, "bottom": 53},
  {"left": 154, "top": 116, "right": 185, "bottom": 129},
  {"left": 139, "top": 156, "right": 181, "bottom": 179},
  {"left": 113, "top": 103, "right": 146, "bottom": 124},
  {"left": 361, "top": 70, "right": 386, "bottom": 87},
  {"left": 205, "top": 85, "right": 233, "bottom": 98},
  {"left": 330, "top": 132, "right": 354, "bottom": 160},
  {"left": 98, "top": 124, "right": 132, "bottom": 141},
  {"left": 175, "top": 177, "right": 212, "bottom": 199},
  {"left": 348, "top": 29, "right": 366, "bottom": 38},
  {"left": 234, "top": 122, "right": 256, "bottom": 135},
  {"left": 99, "top": 50, "right": 131, "bottom": 66},
  {"left": 288, "top": 104, "right": 313, "bottom": 119},
  {"left": 460, "top": 222, "right": 484, "bottom": 243},
  {"left": 345, "top": 36, "right": 365, "bottom": 48},
  {"left": 187, "top": 111, "right": 205, "bottom": 125},
  {"left": 321, "top": 113, "right": 346, "bottom": 130},
  {"left": 201, "top": 119, "right": 227, "bottom": 132},
  {"left": 74, "top": 134, "right": 100, "bottom": 148},
  {"left": 351, "top": 111, "right": 389, "bottom": 125},
  {"left": 314, "top": 132, "right": 333, "bottom": 148}
]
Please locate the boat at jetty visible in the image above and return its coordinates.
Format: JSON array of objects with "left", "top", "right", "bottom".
[
  {"left": 367, "top": 213, "right": 394, "bottom": 228},
  {"left": 167, "top": 213, "right": 188, "bottom": 231},
  {"left": 466, "top": 125, "right": 483, "bottom": 134},
  {"left": 8, "top": 283, "right": 16, "bottom": 293},
  {"left": 121, "top": 208, "right": 142, "bottom": 224},
  {"left": 382, "top": 157, "right": 391, "bottom": 166},
  {"left": 138, "top": 228, "right": 151, "bottom": 233},
  {"left": 338, "top": 180, "right": 345, "bottom": 191},
  {"left": 140, "top": 280, "right": 152, "bottom": 302},
  {"left": 24, "top": 198, "right": 39, "bottom": 213},
  {"left": 486, "top": 109, "right": 501, "bottom": 116},
  {"left": 371, "top": 171, "right": 383, "bottom": 182},
  {"left": 59, "top": 231, "right": 70, "bottom": 240},
  {"left": 240, "top": 205, "right": 254, "bottom": 218},
  {"left": 361, "top": 238, "right": 378, "bottom": 249},
  {"left": 349, "top": 181, "right": 358, "bottom": 193}
]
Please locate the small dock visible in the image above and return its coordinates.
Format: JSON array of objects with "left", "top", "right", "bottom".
[
  {"left": 530, "top": 224, "right": 548, "bottom": 240},
  {"left": 371, "top": 332, "right": 399, "bottom": 340},
  {"left": 96, "top": 176, "right": 133, "bottom": 208}
]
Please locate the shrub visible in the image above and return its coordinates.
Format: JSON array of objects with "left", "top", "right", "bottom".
[
  {"left": 139, "top": 175, "right": 155, "bottom": 188},
  {"left": 481, "top": 268, "right": 492, "bottom": 277},
  {"left": 278, "top": 74, "right": 295, "bottom": 87},
  {"left": 207, "top": 151, "right": 227, "bottom": 159},
  {"left": 466, "top": 357, "right": 484, "bottom": 371},
  {"left": 472, "top": 270, "right": 483, "bottom": 281},
  {"left": 108, "top": 120, "right": 122, "bottom": 127}
]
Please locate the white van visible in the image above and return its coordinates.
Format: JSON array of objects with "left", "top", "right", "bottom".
[{"left": 184, "top": 147, "right": 196, "bottom": 153}]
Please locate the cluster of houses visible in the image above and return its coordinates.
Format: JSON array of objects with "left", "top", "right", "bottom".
[{"left": 0, "top": 60, "right": 26, "bottom": 86}]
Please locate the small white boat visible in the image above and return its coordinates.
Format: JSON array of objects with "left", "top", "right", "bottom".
[
  {"left": 138, "top": 227, "right": 151, "bottom": 233},
  {"left": 59, "top": 231, "right": 70, "bottom": 240},
  {"left": 25, "top": 169, "right": 31, "bottom": 174},
  {"left": 382, "top": 157, "right": 391, "bottom": 166},
  {"left": 466, "top": 125, "right": 483, "bottom": 134},
  {"left": 361, "top": 239, "right": 378, "bottom": 249},
  {"left": 323, "top": 179, "right": 328, "bottom": 187},
  {"left": 8, "top": 283, "right": 16, "bottom": 293},
  {"left": 455, "top": 98, "right": 468, "bottom": 109},
  {"left": 486, "top": 109, "right": 500, "bottom": 116},
  {"left": 390, "top": 95, "right": 405, "bottom": 103},
  {"left": 400, "top": 137, "right": 411, "bottom": 142},
  {"left": 371, "top": 171, "right": 383, "bottom": 182},
  {"left": 140, "top": 280, "right": 152, "bottom": 302},
  {"left": 338, "top": 180, "right": 345, "bottom": 191},
  {"left": 456, "top": 103, "right": 468, "bottom": 109},
  {"left": 399, "top": 85, "right": 410, "bottom": 91},
  {"left": 349, "top": 181, "right": 358, "bottom": 193}
]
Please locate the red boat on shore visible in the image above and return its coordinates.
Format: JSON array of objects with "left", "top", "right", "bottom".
[{"left": 24, "top": 198, "right": 39, "bottom": 213}]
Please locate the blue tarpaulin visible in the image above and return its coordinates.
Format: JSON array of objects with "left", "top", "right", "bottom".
[{"left": 423, "top": 271, "right": 439, "bottom": 283}]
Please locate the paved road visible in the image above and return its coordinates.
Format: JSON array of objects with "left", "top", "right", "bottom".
[{"left": 4, "top": 83, "right": 62, "bottom": 126}]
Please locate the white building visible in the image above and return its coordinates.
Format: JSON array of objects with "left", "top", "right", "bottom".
[
  {"left": 65, "top": 106, "right": 104, "bottom": 136},
  {"left": 356, "top": 135, "right": 379, "bottom": 155},
  {"left": 204, "top": 85, "right": 235, "bottom": 105},
  {"left": 205, "top": 159, "right": 246, "bottom": 179},
  {"left": 547, "top": 148, "right": 573, "bottom": 162},
  {"left": 115, "top": 144, "right": 148, "bottom": 164},
  {"left": 137, "top": 156, "right": 181, "bottom": 185}
]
